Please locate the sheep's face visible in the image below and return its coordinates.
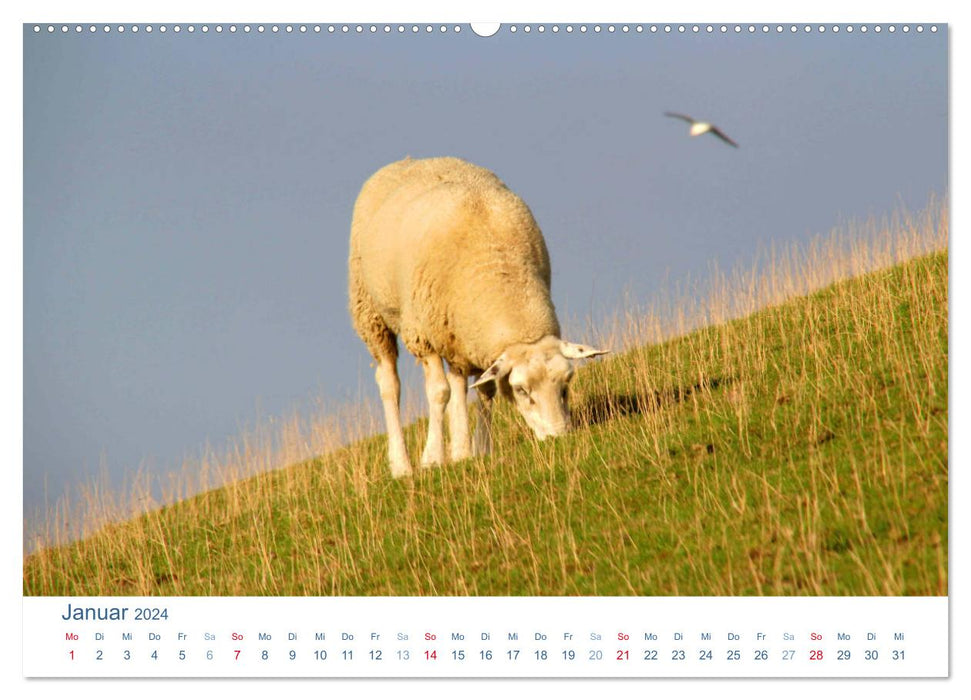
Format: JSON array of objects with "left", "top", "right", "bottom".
[
  {"left": 506, "top": 351, "right": 575, "bottom": 439},
  {"left": 473, "top": 335, "right": 608, "bottom": 440}
]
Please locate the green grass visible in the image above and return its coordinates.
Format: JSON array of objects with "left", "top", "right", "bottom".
[{"left": 24, "top": 244, "right": 948, "bottom": 597}]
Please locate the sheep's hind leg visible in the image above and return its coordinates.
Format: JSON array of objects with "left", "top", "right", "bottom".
[
  {"left": 473, "top": 384, "right": 496, "bottom": 456},
  {"left": 420, "top": 354, "right": 450, "bottom": 468},
  {"left": 375, "top": 356, "right": 412, "bottom": 477},
  {"left": 446, "top": 368, "right": 472, "bottom": 461}
]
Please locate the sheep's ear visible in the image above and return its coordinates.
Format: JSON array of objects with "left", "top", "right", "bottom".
[
  {"left": 471, "top": 355, "right": 510, "bottom": 388},
  {"left": 560, "top": 341, "right": 610, "bottom": 360}
]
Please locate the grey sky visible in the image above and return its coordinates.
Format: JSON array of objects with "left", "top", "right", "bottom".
[{"left": 23, "top": 24, "right": 947, "bottom": 524}]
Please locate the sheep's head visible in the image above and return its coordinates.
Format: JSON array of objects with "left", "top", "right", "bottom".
[{"left": 472, "top": 335, "right": 608, "bottom": 439}]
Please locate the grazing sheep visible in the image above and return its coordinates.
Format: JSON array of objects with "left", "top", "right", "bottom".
[{"left": 348, "top": 156, "right": 607, "bottom": 477}]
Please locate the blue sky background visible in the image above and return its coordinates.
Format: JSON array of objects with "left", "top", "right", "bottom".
[{"left": 23, "top": 22, "right": 947, "bottom": 524}]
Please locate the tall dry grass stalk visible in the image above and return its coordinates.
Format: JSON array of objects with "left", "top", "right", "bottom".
[
  {"left": 582, "top": 194, "right": 948, "bottom": 355},
  {"left": 23, "top": 396, "right": 385, "bottom": 554}
]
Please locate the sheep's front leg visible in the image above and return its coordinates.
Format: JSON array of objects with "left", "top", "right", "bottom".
[
  {"left": 420, "top": 355, "right": 450, "bottom": 468},
  {"left": 446, "top": 368, "right": 472, "bottom": 461},
  {"left": 473, "top": 384, "right": 496, "bottom": 456},
  {"left": 375, "top": 357, "right": 412, "bottom": 477}
]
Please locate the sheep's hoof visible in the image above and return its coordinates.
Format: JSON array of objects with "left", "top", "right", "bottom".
[
  {"left": 450, "top": 447, "right": 472, "bottom": 462},
  {"left": 389, "top": 462, "right": 413, "bottom": 478},
  {"left": 420, "top": 445, "right": 445, "bottom": 468}
]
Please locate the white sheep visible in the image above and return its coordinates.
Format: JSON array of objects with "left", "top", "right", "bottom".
[{"left": 348, "top": 156, "right": 607, "bottom": 477}]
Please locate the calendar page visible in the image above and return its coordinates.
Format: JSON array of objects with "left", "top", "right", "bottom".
[{"left": 20, "top": 1, "right": 951, "bottom": 688}]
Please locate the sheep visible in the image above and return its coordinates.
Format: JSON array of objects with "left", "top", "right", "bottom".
[{"left": 348, "top": 156, "right": 607, "bottom": 477}]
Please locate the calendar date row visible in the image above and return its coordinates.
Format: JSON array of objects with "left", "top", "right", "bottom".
[{"left": 65, "top": 645, "right": 909, "bottom": 664}]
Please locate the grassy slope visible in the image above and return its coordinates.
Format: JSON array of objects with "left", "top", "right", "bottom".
[{"left": 24, "top": 252, "right": 948, "bottom": 596}]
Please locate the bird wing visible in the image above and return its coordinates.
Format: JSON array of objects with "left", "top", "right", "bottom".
[
  {"left": 709, "top": 126, "right": 739, "bottom": 148},
  {"left": 664, "top": 112, "right": 695, "bottom": 123}
]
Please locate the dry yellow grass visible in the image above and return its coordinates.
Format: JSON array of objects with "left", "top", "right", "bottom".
[{"left": 24, "top": 195, "right": 947, "bottom": 596}]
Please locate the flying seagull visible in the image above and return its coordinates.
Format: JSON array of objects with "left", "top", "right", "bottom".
[{"left": 664, "top": 112, "right": 739, "bottom": 148}]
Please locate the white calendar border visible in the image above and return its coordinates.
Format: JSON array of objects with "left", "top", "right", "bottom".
[{"left": 9, "top": 0, "right": 963, "bottom": 696}]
